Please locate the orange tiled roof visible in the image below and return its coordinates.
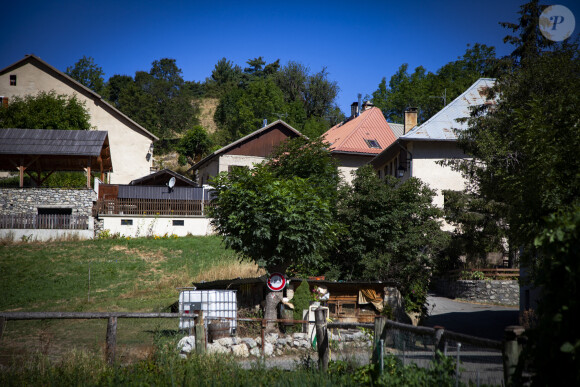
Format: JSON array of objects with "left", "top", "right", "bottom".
[{"left": 323, "top": 107, "right": 397, "bottom": 155}]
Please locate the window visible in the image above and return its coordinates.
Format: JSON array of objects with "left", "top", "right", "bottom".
[
  {"left": 38, "top": 208, "right": 72, "bottom": 215},
  {"left": 121, "top": 219, "right": 133, "bottom": 225},
  {"left": 173, "top": 220, "right": 184, "bottom": 226},
  {"left": 364, "top": 139, "right": 381, "bottom": 149},
  {"left": 0, "top": 96, "right": 7, "bottom": 108},
  {"left": 9, "top": 75, "right": 16, "bottom": 86}
]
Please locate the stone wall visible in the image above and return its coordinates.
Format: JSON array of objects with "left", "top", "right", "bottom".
[
  {"left": 0, "top": 188, "right": 96, "bottom": 216},
  {"left": 434, "top": 278, "right": 519, "bottom": 306}
]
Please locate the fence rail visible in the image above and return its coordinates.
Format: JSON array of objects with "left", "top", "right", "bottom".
[
  {"left": 449, "top": 268, "right": 520, "bottom": 278},
  {"left": 0, "top": 310, "right": 524, "bottom": 385},
  {"left": 0, "top": 214, "right": 89, "bottom": 230},
  {"left": 93, "top": 199, "right": 214, "bottom": 217}
]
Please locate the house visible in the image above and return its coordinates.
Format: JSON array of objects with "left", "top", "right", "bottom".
[
  {"left": 370, "top": 78, "right": 497, "bottom": 208},
  {"left": 94, "top": 171, "right": 213, "bottom": 238},
  {"left": 191, "top": 120, "right": 303, "bottom": 185},
  {"left": 0, "top": 54, "right": 158, "bottom": 184},
  {"left": 323, "top": 101, "right": 399, "bottom": 184},
  {"left": 0, "top": 128, "right": 112, "bottom": 241}
]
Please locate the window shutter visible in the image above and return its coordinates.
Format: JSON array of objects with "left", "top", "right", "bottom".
[{"left": 2, "top": 97, "right": 8, "bottom": 108}]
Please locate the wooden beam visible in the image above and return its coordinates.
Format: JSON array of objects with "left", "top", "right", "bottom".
[
  {"left": 18, "top": 166, "right": 25, "bottom": 188},
  {"left": 87, "top": 157, "right": 91, "bottom": 188}
]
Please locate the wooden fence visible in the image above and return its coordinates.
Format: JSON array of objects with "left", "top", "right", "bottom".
[
  {"left": 0, "top": 310, "right": 526, "bottom": 385},
  {"left": 0, "top": 214, "right": 89, "bottom": 230},
  {"left": 93, "top": 199, "right": 214, "bottom": 217}
]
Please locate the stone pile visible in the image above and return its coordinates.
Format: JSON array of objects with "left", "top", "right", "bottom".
[{"left": 178, "top": 330, "right": 372, "bottom": 358}]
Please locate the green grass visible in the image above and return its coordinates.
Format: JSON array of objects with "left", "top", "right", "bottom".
[{"left": 0, "top": 235, "right": 240, "bottom": 365}]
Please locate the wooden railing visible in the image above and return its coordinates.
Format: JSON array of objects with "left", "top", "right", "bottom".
[
  {"left": 448, "top": 268, "right": 520, "bottom": 279},
  {"left": 93, "top": 199, "right": 214, "bottom": 217},
  {"left": 0, "top": 214, "right": 89, "bottom": 230}
]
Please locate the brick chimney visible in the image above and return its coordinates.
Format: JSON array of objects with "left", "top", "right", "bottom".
[
  {"left": 404, "top": 107, "right": 418, "bottom": 134},
  {"left": 362, "top": 101, "right": 374, "bottom": 111}
]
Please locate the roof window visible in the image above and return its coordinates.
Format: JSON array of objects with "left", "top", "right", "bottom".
[{"left": 364, "top": 139, "right": 381, "bottom": 149}]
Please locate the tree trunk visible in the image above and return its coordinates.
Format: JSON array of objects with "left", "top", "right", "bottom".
[{"left": 264, "top": 290, "right": 283, "bottom": 333}]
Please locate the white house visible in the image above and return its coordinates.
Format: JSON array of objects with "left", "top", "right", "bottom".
[{"left": 370, "top": 78, "right": 497, "bottom": 208}]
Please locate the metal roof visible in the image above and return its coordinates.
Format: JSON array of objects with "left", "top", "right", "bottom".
[
  {"left": 0, "top": 128, "right": 107, "bottom": 156},
  {"left": 0, "top": 128, "right": 112, "bottom": 172},
  {"left": 401, "top": 78, "right": 496, "bottom": 141},
  {"left": 129, "top": 168, "right": 197, "bottom": 187},
  {"left": 387, "top": 122, "right": 404, "bottom": 138},
  {"left": 323, "top": 107, "right": 397, "bottom": 155}
]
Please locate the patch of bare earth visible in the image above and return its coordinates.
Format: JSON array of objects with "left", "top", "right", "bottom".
[
  {"left": 192, "top": 261, "right": 266, "bottom": 282},
  {"left": 199, "top": 97, "right": 219, "bottom": 133}
]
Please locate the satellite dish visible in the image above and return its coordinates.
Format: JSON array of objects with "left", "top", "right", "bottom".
[{"left": 167, "top": 177, "right": 176, "bottom": 190}]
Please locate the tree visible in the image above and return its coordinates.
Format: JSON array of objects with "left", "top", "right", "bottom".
[
  {"left": 66, "top": 56, "right": 105, "bottom": 95},
  {"left": 104, "top": 58, "right": 199, "bottom": 139},
  {"left": 335, "top": 166, "right": 448, "bottom": 314},
  {"left": 177, "top": 125, "right": 212, "bottom": 168},
  {"left": 0, "top": 91, "right": 91, "bottom": 130},
  {"left": 208, "top": 138, "right": 340, "bottom": 331},
  {"left": 372, "top": 44, "right": 499, "bottom": 124}
]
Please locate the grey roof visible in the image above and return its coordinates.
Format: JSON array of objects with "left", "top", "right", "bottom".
[
  {"left": 0, "top": 55, "right": 158, "bottom": 141},
  {"left": 387, "top": 122, "right": 404, "bottom": 138},
  {"left": 0, "top": 128, "right": 108, "bottom": 156},
  {"left": 130, "top": 169, "right": 197, "bottom": 187},
  {"left": 401, "top": 78, "right": 496, "bottom": 141},
  {"left": 117, "top": 185, "right": 211, "bottom": 200}
]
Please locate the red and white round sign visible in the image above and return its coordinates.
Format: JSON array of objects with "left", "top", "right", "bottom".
[{"left": 267, "top": 272, "right": 286, "bottom": 291}]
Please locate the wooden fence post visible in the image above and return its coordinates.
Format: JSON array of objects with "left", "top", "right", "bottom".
[
  {"left": 434, "top": 325, "right": 445, "bottom": 354},
  {"left": 260, "top": 319, "right": 266, "bottom": 357},
  {"left": 503, "top": 325, "right": 525, "bottom": 385},
  {"left": 372, "top": 316, "right": 387, "bottom": 364},
  {"left": 195, "top": 311, "right": 205, "bottom": 354},
  {"left": 315, "top": 308, "right": 329, "bottom": 371},
  {"left": 105, "top": 317, "right": 117, "bottom": 365}
]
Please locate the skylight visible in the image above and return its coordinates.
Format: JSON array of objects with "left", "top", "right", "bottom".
[{"left": 364, "top": 139, "right": 381, "bottom": 149}]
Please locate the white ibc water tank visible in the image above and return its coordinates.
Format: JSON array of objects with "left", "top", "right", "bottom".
[{"left": 178, "top": 289, "right": 237, "bottom": 333}]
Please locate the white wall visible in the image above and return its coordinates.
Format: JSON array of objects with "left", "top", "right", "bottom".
[
  {"left": 101, "top": 216, "right": 214, "bottom": 237},
  {"left": 408, "top": 141, "right": 467, "bottom": 208},
  {"left": 0, "top": 62, "right": 154, "bottom": 184}
]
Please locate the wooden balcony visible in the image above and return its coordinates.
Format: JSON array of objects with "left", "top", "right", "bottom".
[{"left": 93, "top": 199, "right": 214, "bottom": 217}]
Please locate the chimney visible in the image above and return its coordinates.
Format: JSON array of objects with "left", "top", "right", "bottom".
[
  {"left": 362, "top": 101, "right": 374, "bottom": 111},
  {"left": 350, "top": 102, "right": 359, "bottom": 118},
  {"left": 404, "top": 107, "right": 418, "bottom": 134}
]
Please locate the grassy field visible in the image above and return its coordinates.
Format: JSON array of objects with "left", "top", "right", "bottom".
[{"left": 0, "top": 235, "right": 264, "bottom": 365}]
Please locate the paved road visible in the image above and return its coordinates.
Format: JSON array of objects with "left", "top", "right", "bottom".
[{"left": 424, "top": 294, "right": 519, "bottom": 341}]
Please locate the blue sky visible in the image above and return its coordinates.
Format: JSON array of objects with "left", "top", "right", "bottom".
[{"left": 2, "top": 0, "right": 579, "bottom": 114}]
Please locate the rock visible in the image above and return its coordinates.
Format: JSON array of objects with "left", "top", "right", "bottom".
[
  {"left": 293, "top": 340, "right": 300, "bottom": 347},
  {"left": 216, "top": 337, "right": 234, "bottom": 347},
  {"left": 265, "top": 333, "right": 278, "bottom": 344},
  {"left": 255, "top": 337, "right": 262, "bottom": 346},
  {"left": 300, "top": 339, "right": 310, "bottom": 348},
  {"left": 276, "top": 338, "right": 287, "bottom": 347},
  {"left": 264, "top": 342, "right": 274, "bottom": 356},
  {"left": 276, "top": 349, "right": 283, "bottom": 355},
  {"left": 242, "top": 337, "right": 257, "bottom": 349},
  {"left": 231, "top": 343, "right": 250, "bottom": 358},
  {"left": 207, "top": 342, "right": 230, "bottom": 354},
  {"left": 250, "top": 347, "right": 261, "bottom": 357},
  {"left": 293, "top": 332, "right": 307, "bottom": 340},
  {"left": 177, "top": 336, "right": 196, "bottom": 353}
]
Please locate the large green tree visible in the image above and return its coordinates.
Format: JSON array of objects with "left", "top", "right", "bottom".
[
  {"left": 208, "top": 138, "right": 340, "bottom": 330},
  {"left": 66, "top": 56, "right": 105, "bottom": 95},
  {"left": 335, "top": 166, "right": 448, "bottom": 314},
  {"left": 177, "top": 125, "right": 212, "bottom": 168},
  {"left": 104, "top": 58, "right": 199, "bottom": 139},
  {"left": 454, "top": 1, "right": 580, "bottom": 382},
  {"left": 0, "top": 91, "right": 91, "bottom": 130}
]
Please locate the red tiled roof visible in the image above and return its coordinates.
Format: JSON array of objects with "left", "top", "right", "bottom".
[{"left": 323, "top": 107, "right": 397, "bottom": 155}]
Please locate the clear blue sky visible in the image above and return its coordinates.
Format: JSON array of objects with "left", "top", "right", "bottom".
[{"left": 2, "top": 0, "right": 578, "bottom": 114}]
